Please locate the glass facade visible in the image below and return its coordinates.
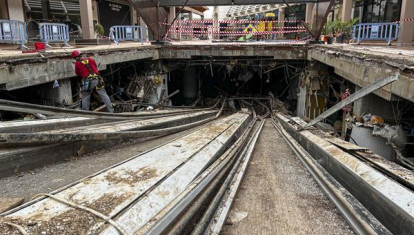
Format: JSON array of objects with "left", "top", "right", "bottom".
[{"left": 354, "top": 0, "right": 402, "bottom": 23}]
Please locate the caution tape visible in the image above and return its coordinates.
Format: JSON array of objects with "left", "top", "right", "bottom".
[
  {"left": 168, "top": 29, "right": 307, "bottom": 36},
  {"left": 163, "top": 19, "right": 300, "bottom": 25},
  {"left": 394, "top": 17, "right": 414, "bottom": 23},
  {"left": 172, "top": 37, "right": 312, "bottom": 47},
  {"left": 166, "top": 25, "right": 305, "bottom": 30}
]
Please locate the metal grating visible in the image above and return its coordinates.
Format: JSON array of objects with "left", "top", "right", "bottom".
[
  {"left": 226, "top": 4, "right": 280, "bottom": 18},
  {"left": 24, "top": 0, "right": 80, "bottom": 13}
]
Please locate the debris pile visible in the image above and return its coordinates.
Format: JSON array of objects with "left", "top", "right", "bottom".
[{"left": 352, "top": 113, "right": 407, "bottom": 150}]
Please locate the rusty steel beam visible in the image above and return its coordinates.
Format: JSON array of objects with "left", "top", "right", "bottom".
[
  {"left": 0, "top": 110, "right": 220, "bottom": 146},
  {"left": 129, "top": 0, "right": 168, "bottom": 40},
  {"left": 0, "top": 99, "right": 219, "bottom": 120},
  {"left": 303, "top": 74, "right": 399, "bottom": 128},
  {"left": 311, "top": 0, "right": 335, "bottom": 40}
]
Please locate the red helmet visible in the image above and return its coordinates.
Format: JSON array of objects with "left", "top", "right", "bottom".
[{"left": 71, "top": 50, "right": 81, "bottom": 58}]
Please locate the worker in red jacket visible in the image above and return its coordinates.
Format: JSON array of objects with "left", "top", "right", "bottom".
[{"left": 72, "top": 50, "right": 114, "bottom": 112}]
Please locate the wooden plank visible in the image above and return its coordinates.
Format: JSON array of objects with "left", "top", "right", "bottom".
[
  {"left": 0, "top": 198, "right": 24, "bottom": 213},
  {"left": 325, "top": 138, "right": 369, "bottom": 151}
]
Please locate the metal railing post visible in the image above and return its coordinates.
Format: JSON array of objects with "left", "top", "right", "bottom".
[
  {"left": 353, "top": 22, "right": 399, "bottom": 45},
  {"left": 140, "top": 26, "right": 144, "bottom": 45},
  {"left": 38, "top": 23, "right": 71, "bottom": 48},
  {"left": 0, "top": 19, "right": 28, "bottom": 49},
  {"left": 357, "top": 24, "right": 362, "bottom": 45},
  {"left": 109, "top": 25, "right": 148, "bottom": 45}
]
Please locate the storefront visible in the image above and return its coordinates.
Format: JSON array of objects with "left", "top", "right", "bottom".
[
  {"left": 22, "top": 0, "right": 133, "bottom": 38},
  {"left": 354, "top": 0, "right": 402, "bottom": 23},
  {"left": 97, "top": 0, "right": 131, "bottom": 36}
]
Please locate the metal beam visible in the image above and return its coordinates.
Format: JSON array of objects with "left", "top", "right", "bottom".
[
  {"left": 303, "top": 74, "right": 399, "bottom": 128},
  {"left": 311, "top": 0, "right": 336, "bottom": 40},
  {"left": 0, "top": 99, "right": 216, "bottom": 120},
  {"left": 282, "top": 0, "right": 314, "bottom": 38},
  {"left": 158, "top": 0, "right": 321, "bottom": 6},
  {"left": 182, "top": 6, "right": 204, "bottom": 16},
  {"left": 0, "top": 111, "right": 218, "bottom": 145},
  {"left": 129, "top": 0, "right": 168, "bottom": 40}
]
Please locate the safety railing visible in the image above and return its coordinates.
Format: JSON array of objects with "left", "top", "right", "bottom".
[
  {"left": 39, "top": 23, "right": 70, "bottom": 48},
  {"left": 0, "top": 19, "right": 28, "bottom": 49},
  {"left": 109, "top": 25, "right": 148, "bottom": 45},
  {"left": 352, "top": 23, "right": 399, "bottom": 45}
]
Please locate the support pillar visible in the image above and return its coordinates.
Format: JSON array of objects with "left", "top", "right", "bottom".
[
  {"left": 79, "top": 0, "right": 95, "bottom": 39},
  {"left": 131, "top": 8, "right": 138, "bottom": 25},
  {"left": 41, "top": 0, "right": 50, "bottom": 21},
  {"left": 92, "top": 0, "right": 99, "bottom": 22},
  {"left": 397, "top": 0, "right": 414, "bottom": 47},
  {"left": 188, "top": 12, "right": 193, "bottom": 40},
  {"left": 341, "top": 0, "right": 352, "bottom": 22},
  {"left": 353, "top": 87, "right": 395, "bottom": 121},
  {"left": 168, "top": 7, "right": 176, "bottom": 39},
  {"left": 277, "top": 7, "right": 285, "bottom": 39},
  {"left": 45, "top": 79, "right": 73, "bottom": 106},
  {"left": 305, "top": 3, "right": 314, "bottom": 24},
  {"left": 201, "top": 15, "right": 205, "bottom": 40},
  {"left": 178, "top": 13, "right": 182, "bottom": 40},
  {"left": 213, "top": 6, "right": 219, "bottom": 39}
]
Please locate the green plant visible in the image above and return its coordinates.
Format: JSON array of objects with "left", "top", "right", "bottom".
[
  {"left": 343, "top": 18, "right": 359, "bottom": 36},
  {"left": 333, "top": 19, "right": 345, "bottom": 36},
  {"left": 322, "top": 21, "right": 334, "bottom": 36},
  {"left": 94, "top": 22, "right": 104, "bottom": 36}
]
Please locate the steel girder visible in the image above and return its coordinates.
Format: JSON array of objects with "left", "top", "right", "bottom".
[{"left": 157, "top": 0, "right": 320, "bottom": 6}]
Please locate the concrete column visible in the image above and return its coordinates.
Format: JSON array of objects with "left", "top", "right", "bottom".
[
  {"left": 79, "top": 0, "right": 95, "bottom": 39},
  {"left": 168, "top": 7, "right": 176, "bottom": 39},
  {"left": 213, "top": 6, "right": 219, "bottom": 39},
  {"left": 397, "top": 0, "right": 414, "bottom": 47},
  {"left": 341, "top": 0, "right": 352, "bottom": 22},
  {"left": 41, "top": 0, "right": 50, "bottom": 21},
  {"left": 189, "top": 12, "right": 193, "bottom": 40},
  {"left": 177, "top": 13, "right": 182, "bottom": 40},
  {"left": 305, "top": 3, "right": 314, "bottom": 24},
  {"left": 277, "top": 7, "right": 285, "bottom": 39},
  {"left": 46, "top": 79, "right": 73, "bottom": 105},
  {"left": 0, "top": 0, "right": 9, "bottom": 19},
  {"left": 92, "top": 0, "right": 99, "bottom": 22},
  {"left": 56, "top": 79, "right": 73, "bottom": 105},
  {"left": 131, "top": 8, "right": 138, "bottom": 25},
  {"left": 353, "top": 87, "right": 394, "bottom": 121},
  {"left": 6, "top": 0, "right": 25, "bottom": 21}
]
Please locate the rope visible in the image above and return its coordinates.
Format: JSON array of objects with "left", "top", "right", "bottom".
[
  {"left": 0, "top": 221, "right": 29, "bottom": 235},
  {"left": 31, "top": 193, "right": 127, "bottom": 235}
]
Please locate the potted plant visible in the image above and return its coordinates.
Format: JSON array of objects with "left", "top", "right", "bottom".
[
  {"left": 322, "top": 21, "right": 334, "bottom": 44},
  {"left": 94, "top": 22, "right": 105, "bottom": 38},
  {"left": 334, "top": 18, "right": 359, "bottom": 43},
  {"left": 333, "top": 19, "right": 345, "bottom": 43},
  {"left": 342, "top": 18, "right": 359, "bottom": 42}
]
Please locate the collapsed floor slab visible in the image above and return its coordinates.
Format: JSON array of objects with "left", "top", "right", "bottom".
[
  {"left": 276, "top": 114, "right": 414, "bottom": 235},
  {"left": 0, "top": 111, "right": 251, "bottom": 234}
]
